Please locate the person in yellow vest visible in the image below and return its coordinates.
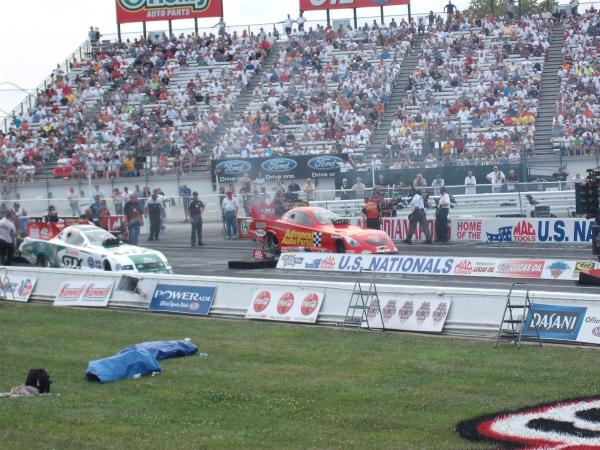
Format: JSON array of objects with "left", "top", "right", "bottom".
[{"left": 362, "top": 197, "right": 381, "bottom": 230}]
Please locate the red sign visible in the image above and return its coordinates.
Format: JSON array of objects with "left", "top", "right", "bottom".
[
  {"left": 299, "top": 0, "right": 409, "bottom": 11},
  {"left": 116, "top": 0, "right": 223, "bottom": 24}
]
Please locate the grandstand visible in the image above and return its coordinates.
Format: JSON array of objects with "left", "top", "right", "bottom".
[{"left": 1, "top": 8, "right": 598, "bottom": 189}]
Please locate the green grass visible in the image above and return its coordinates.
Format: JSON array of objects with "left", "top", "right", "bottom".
[{"left": 1, "top": 303, "right": 600, "bottom": 449}]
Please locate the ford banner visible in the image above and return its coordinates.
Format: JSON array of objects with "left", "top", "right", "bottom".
[
  {"left": 149, "top": 284, "right": 216, "bottom": 316},
  {"left": 211, "top": 154, "right": 348, "bottom": 183}
]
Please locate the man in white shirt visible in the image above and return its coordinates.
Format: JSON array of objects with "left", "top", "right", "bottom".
[
  {"left": 435, "top": 187, "right": 451, "bottom": 243},
  {"left": 67, "top": 186, "right": 81, "bottom": 216},
  {"left": 0, "top": 211, "right": 16, "bottom": 265},
  {"left": 571, "top": 172, "right": 585, "bottom": 188},
  {"left": 303, "top": 178, "right": 316, "bottom": 201},
  {"left": 221, "top": 191, "right": 240, "bottom": 239},
  {"left": 431, "top": 175, "right": 445, "bottom": 195},
  {"left": 352, "top": 177, "right": 366, "bottom": 200},
  {"left": 486, "top": 166, "right": 506, "bottom": 193},
  {"left": 464, "top": 171, "right": 477, "bottom": 195},
  {"left": 297, "top": 12, "right": 306, "bottom": 32},
  {"left": 402, "top": 190, "right": 432, "bottom": 244}
]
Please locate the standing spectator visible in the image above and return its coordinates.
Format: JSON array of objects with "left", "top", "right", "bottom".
[
  {"left": 431, "top": 175, "right": 445, "bottom": 196},
  {"left": 572, "top": 172, "right": 585, "bottom": 188},
  {"left": 222, "top": 191, "right": 239, "bottom": 239},
  {"left": 189, "top": 191, "right": 205, "bottom": 247},
  {"left": 444, "top": 1, "right": 457, "bottom": 18},
  {"left": 435, "top": 187, "right": 451, "bottom": 243},
  {"left": 352, "top": 177, "right": 366, "bottom": 200},
  {"left": 67, "top": 187, "right": 81, "bottom": 217},
  {"left": 297, "top": 12, "right": 306, "bottom": 32},
  {"left": 90, "top": 195, "right": 103, "bottom": 220},
  {"left": 0, "top": 211, "right": 16, "bottom": 265},
  {"left": 570, "top": 0, "right": 579, "bottom": 16},
  {"left": 124, "top": 194, "right": 144, "bottom": 245},
  {"left": 339, "top": 178, "right": 351, "bottom": 200},
  {"left": 180, "top": 184, "right": 192, "bottom": 222},
  {"left": 215, "top": 17, "right": 226, "bottom": 36},
  {"left": 303, "top": 178, "right": 316, "bottom": 201},
  {"left": 506, "top": 169, "right": 520, "bottom": 192},
  {"left": 486, "top": 167, "right": 506, "bottom": 193},
  {"left": 402, "top": 190, "right": 432, "bottom": 244},
  {"left": 287, "top": 180, "right": 301, "bottom": 201},
  {"left": 92, "top": 184, "right": 104, "bottom": 199},
  {"left": 283, "top": 14, "right": 293, "bottom": 37},
  {"left": 112, "top": 188, "right": 124, "bottom": 215},
  {"left": 362, "top": 197, "right": 381, "bottom": 230},
  {"left": 145, "top": 193, "right": 164, "bottom": 241},
  {"left": 506, "top": 0, "right": 514, "bottom": 21},
  {"left": 413, "top": 173, "right": 427, "bottom": 188},
  {"left": 464, "top": 171, "right": 477, "bottom": 195},
  {"left": 99, "top": 200, "right": 111, "bottom": 230}
]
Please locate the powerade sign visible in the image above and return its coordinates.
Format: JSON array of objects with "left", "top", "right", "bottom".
[
  {"left": 149, "top": 284, "right": 216, "bottom": 316},
  {"left": 211, "top": 154, "right": 348, "bottom": 183},
  {"left": 523, "top": 303, "right": 587, "bottom": 340}
]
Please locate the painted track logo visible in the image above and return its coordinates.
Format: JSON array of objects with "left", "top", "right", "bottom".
[{"left": 457, "top": 396, "right": 600, "bottom": 448}]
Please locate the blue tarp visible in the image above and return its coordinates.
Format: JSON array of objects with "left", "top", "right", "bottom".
[
  {"left": 85, "top": 349, "right": 161, "bottom": 383},
  {"left": 119, "top": 340, "right": 198, "bottom": 361}
]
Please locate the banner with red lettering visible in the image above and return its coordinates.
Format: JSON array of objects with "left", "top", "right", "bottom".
[
  {"left": 54, "top": 281, "right": 113, "bottom": 307},
  {"left": 300, "top": 0, "right": 410, "bottom": 11},
  {"left": 246, "top": 288, "right": 325, "bottom": 323},
  {"left": 116, "top": 0, "right": 223, "bottom": 24}
]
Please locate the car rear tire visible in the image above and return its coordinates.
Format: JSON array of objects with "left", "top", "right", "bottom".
[
  {"left": 36, "top": 254, "right": 48, "bottom": 268},
  {"left": 103, "top": 261, "right": 112, "bottom": 271},
  {"left": 335, "top": 239, "right": 346, "bottom": 254},
  {"left": 264, "top": 233, "right": 281, "bottom": 255}
]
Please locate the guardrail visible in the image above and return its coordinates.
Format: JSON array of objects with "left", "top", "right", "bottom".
[
  {"left": 311, "top": 188, "right": 577, "bottom": 218},
  {"left": 4, "top": 266, "right": 600, "bottom": 340}
]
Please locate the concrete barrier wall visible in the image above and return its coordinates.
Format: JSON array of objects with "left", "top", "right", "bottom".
[{"left": 4, "top": 266, "right": 599, "bottom": 339}]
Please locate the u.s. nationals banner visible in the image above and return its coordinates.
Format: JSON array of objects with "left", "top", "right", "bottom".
[
  {"left": 54, "top": 281, "right": 113, "bottom": 307},
  {"left": 116, "top": 0, "right": 223, "bottom": 24},
  {"left": 246, "top": 288, "right": 324, "bottom": 323},
  {"left": 363, "top": 296, "right": 451, "bottom": 333},
  {"left": 277, "top": 252, "right": 600, "bottom": 281},
  {"left": 300, "top": 0, "right": 410, "bottom": 11}
]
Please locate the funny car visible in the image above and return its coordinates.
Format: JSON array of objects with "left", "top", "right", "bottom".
[
  {"left": 20, "top": 224, "right": 172, "bottom": 273},
  {"left": 250, "top": 206, "right": 397, "bottom": 254}
]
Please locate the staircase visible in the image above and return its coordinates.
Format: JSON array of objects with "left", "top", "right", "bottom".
[
  {"left": 532, "top": 22, "right": 565, "bottom": 158},
  {"left": 366, "top": 33, "right": 425, "bottom": 158},
  {"left": 194, "top": 41, "right": 283, "bottom": 172}
]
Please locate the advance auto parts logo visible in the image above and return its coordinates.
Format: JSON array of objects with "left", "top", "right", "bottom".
[
  {"left": 457, "top": 396, "right": 600, "bottom": 448},
  {"left": 118, "top": 0, "right": 210, "bottom": 12}
]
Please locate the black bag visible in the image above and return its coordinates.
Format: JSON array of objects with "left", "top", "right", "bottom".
[{"left": 25, "top": 368, "right": 51, "bottom": 394}]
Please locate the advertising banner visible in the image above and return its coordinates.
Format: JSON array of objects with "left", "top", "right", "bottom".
[
  {"left": 116, "top": 0, "right": 223, "bottom": 24},
  {"left": 300, "top": 0, "right": 410, "bottom": 12},
  {"left": 54, "top": 281, "right": 113, "bottom": 307},
  {"left": 211, "top": 154, "right": 348, "bottom": 183},
  {"left": 237, "top": 217, "right": 253, "bottom": 239},
  {"left": 368, "top": 217, "right": 595, "bottom": 245},
  {"left": 245, "top": 288, "right": 325, "bottom": 323},
  {"left": 363, "top": 295, "right": 451, "bottom": 333},
  {"left": 523, "top": 303, "right": 587, "bottom": 341},
  {"left": 0, "top": 275, "right": 37, "bottom": 302},
  {"left": 276, "top": 252, "right": 598, "bottom": 281},
  {"left": 148, "top": 284, "right": 216, "bottom": 315}
]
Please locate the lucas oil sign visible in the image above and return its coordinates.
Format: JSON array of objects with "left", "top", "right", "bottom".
[{"left": 148, "top": 284, "right": 216, "bottom": 315}]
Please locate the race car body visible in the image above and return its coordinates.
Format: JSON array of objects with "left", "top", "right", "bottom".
[
  {"left": 250, "top": 206, "right": 397, "bottom": 254},
  {"left": 20, "top": 224, "right": 172, "bottom": 274}
]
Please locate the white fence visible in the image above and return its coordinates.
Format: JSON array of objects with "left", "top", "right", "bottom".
[{"left": 4, "top": 266, "right": 600, "bottom": 341}]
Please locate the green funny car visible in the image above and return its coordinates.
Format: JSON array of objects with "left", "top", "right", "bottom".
[{"left": 20, "top": 224, "right": 172, "bottom": 274}]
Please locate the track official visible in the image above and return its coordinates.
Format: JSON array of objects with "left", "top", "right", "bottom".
[
  {"left": 435, "top": 187, "right": 450, "bottom": 243},
  {"left": 145, "top": 193, "right": 164, "bottom": 241},
  {"left": 222, "top": 191, "right": 239, "bottom": 239},
  {"left": 0, "top": 211, "right": 16, "bottom": 265},
  {"left": 403, "top": 190, "right": 432, "bottom": 244},
  {"left": 189, "top": 191, "right": 205, "bottom": 247},
  {"left": 363, "top": 198, "right": 381, "bottom": 229}
]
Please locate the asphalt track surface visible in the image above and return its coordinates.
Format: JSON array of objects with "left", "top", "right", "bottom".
[{"left": 133, "top": 221, "right": 600, "bottom": 295}]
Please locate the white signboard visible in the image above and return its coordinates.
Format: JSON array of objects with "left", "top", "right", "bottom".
[
  {"left": 363, "top": 296, "right": 451, "bottom": 333},
  {"left": 0, "top": 275, "right": 37, "bottom": 302},
  {"left": 245, "top": 288, "right": 325, "bottom": 323},
  {"left": 54, "top": 281, "right": 113, "bottom": 307}
]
